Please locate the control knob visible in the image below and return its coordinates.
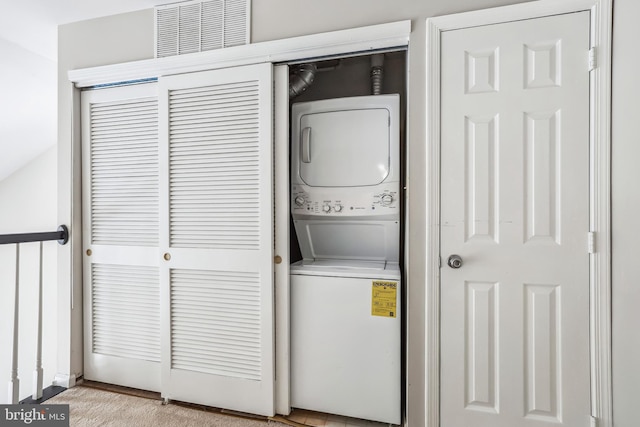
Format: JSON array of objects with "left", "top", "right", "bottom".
[
  {"left": 380, "top": 194, "right": 394, "bottom": 206},
  {"left": 322, "top": 204, "right": 331, "bottom": 213},
  {"left": 294, "top": 196, "right": 305, "bottom": 207},
  {"left": 334, "top": 204, "right": 343, "bottom": 213}
]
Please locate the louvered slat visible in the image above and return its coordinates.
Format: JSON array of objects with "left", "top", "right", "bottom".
[
  {"left": 170, "top": 269, "right": 261, "bottom": 380},
  {"left": 156, "top": 7, "right": 179, "bottom": 58},
  {"left": 92, "top": 264, "right": 160, "bottom": 362},
  {"left": 90, "top": 98, "right": 159, "bottom": 246},
  {"left": 201, "top": 0, "right": 224, "bottom": 51},
  {"left": 223, "top": 0, "right": 248, "bottom": 47},
  {"left": 168, "top": 81, "right": 261, "bottom": 249},
  {"left": 178, "top": 3, "right": 201, "bottom": 55}
]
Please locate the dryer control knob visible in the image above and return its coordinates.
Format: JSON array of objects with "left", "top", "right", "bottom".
[
  {"left": 334, "top": 204, "right": 343, "bottom": 212},
  {"left": 381, "top": 194, "right": 394, "bottom": 206},
  {"left": 322, "top": 204, "right": 331, "bottom": 213},
  {"left": 294, "top": 196, "right": 305, "bottom": 207}
]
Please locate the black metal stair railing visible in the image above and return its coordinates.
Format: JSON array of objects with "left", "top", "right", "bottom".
[
  {"left": 0, "top": 225, "right": 69, "bottom": 404},
  {"left": 0, "top": 225, "right": 69, "bottom": 245}
]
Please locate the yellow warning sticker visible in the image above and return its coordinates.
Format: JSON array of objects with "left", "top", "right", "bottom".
[{"left": 371, "top": 281, "right": 397, "bottom": 318}]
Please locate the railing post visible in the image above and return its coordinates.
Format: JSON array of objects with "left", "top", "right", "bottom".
[
  {"left": 33, "top": 241, "right": 44, "bottom": 400},
  {"left": 8, "top": 244, "right": 20, "bottom": 404},
  {"left": 1, "top": 226, "right": 69, "bottom": 403}
]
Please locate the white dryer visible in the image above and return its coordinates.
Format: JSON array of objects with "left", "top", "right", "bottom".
[
  {"left": 289, "top": 95, "right": 401, "bottom": 424},
  {"left": 290, "top": 94, "right": 401, "bottom": 261}
]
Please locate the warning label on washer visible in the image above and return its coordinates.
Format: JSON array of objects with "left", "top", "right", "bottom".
[{"left": 371, "top": 281, "right": 397, "bottom": 318}]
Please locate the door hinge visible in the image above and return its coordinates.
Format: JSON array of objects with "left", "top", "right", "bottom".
[
  {"left": 588, "top": 232, "right": 596, "bottom": 254},
  {"left": 589, "top": 47, "right": 597, "bottom": 71},
  {"left": 590, "top": 415, "right": 598, "bottom": 427}
]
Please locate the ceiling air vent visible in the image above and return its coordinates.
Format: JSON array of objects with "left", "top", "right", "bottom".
[{"left": 155, "top": 0, "right": 250, "bottom": 58}]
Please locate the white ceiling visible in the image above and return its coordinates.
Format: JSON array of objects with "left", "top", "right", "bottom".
[{"left": 0, "top": 0, "right": 174, "bottom": 181}]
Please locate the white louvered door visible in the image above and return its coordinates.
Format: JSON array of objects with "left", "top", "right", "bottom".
[
  {"left": 81, "top": 83, "right": 161, "bottom": 392},
  {"left": 159, "top": 63, "right": 275, "bottom": 415}
]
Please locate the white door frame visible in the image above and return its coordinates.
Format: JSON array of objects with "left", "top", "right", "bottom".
[{"left": 425, "top": 1, "right": 613, "bottom": 426}]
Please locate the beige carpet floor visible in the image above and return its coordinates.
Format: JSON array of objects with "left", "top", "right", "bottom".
[{"left": 46, "top": 385, "right": 292, "bottom": 427}]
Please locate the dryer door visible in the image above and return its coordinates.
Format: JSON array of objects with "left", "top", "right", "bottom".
[{"left": 297, "top": 108, "right": 390, "bottom": 187}]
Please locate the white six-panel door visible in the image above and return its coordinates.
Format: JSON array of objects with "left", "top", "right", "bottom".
[
  {"left": 158, "top": 63, "right": 275, "bottom": 416},
  {"left": 440, "top": 12, "right": 591, "bottom": 427}
]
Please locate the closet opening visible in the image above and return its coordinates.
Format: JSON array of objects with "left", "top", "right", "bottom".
[{"left": 281, "top": 49, "right": 407, "bottom": 426}]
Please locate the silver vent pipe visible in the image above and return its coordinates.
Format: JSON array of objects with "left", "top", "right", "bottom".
[
  {"left": 289, "top": 63, "right": 317, "bottom": 99},
  {"left": 371, "top": 54, "right": 384, "bottom": 95}
]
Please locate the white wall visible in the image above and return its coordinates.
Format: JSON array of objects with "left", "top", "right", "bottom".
[
  {"left": 57, "top": 0, "right": 640, "bottom": 425},
  {"left": 611, "top": 0, "right": 640, "bottom": 425},
  {"left": 56, "top": 9, "right": 156, "bottom": 385},
  {"left": 0, "top": 146, "right": 58, "bottom": 403}
]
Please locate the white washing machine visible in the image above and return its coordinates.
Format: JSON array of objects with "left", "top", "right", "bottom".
[
  {"left": 290, "top": 95, "right": 401, "bottom": 424},
  {"left": 290, "top": 261, "right": 401, "bottom": 424}
]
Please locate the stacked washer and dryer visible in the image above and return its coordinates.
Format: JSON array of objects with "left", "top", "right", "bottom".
[{"left": 290, "top": 94, "right": 401, "bottom": 425}]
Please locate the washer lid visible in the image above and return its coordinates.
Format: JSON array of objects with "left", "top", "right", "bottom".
[
  {"left": 295, "top": 259, "right": 387, "bottom": 270},
  {"left": 293, "top": 219, "right": 399, "bottom": 263},
  {"left": 290, "top": 259, "right": 400, "bottom": 279}
]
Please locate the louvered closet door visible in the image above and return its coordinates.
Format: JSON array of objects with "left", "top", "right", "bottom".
[
  {"left": 159, "top": 63, "right": 275, "bottom": 415},
  {"left": 81, "top": 83, "right": 161, "bottom": 392}
]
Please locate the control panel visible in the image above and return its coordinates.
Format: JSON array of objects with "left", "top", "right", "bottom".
[{"left": 291, "top": 184, "right": 400, "bottom": 218}]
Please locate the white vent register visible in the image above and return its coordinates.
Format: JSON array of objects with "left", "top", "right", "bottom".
[{"left": 155, "top": 0, "right": 250, "bottom": 58}]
